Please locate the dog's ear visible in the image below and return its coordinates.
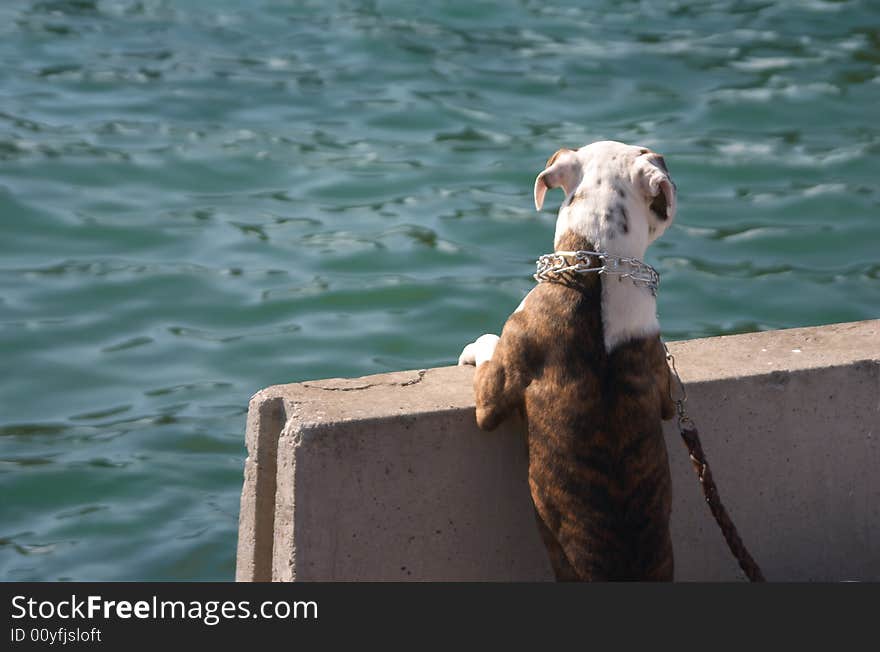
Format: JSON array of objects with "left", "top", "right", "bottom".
[
  {"left": 634, "top": 152, "right": 676, "bottom": 221},
  {"left": 534, "top": 148, "right": 580, "bottom": 211}
]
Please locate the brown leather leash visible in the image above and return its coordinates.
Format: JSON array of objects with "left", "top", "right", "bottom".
[{"left": 665, "top": 345, "right": 766, "bottom": 582}]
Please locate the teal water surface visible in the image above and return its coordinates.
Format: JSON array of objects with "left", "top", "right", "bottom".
[{"left": 1, "top": 0, "right": 878, "bottom": 580}]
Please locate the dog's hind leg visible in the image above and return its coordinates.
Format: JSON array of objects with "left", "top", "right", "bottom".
[{"left": 533, "top": 508, "right": 581, "bottom": 581}]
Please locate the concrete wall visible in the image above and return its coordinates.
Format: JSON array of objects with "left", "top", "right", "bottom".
[{"left": 236, "top": 320, "right": 880, "bottom": 582}]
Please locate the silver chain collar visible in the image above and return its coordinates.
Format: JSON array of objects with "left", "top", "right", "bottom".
[{"left": 534, "top": 250, "right": 660, "bottom": 295}]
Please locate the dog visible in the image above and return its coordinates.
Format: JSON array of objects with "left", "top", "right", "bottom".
[{"left": 458, "top": 140, "right": 678, "bottom": 580}]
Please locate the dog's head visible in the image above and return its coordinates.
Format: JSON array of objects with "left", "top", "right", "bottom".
[{"left": 533, "top": 140, "right": 676, "bottom": 256}]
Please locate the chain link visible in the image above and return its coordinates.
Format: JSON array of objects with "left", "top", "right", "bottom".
[
  {"left": 664, "top": 342, "right": 695, "bottom": 431},
  {"left": 534, "top": 250, "right": 660, "bottom": 295}
]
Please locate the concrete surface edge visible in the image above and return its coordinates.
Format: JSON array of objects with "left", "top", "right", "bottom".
[
  {"left": 235, "top": 393, "right": 285, "bottom": 581},
  {"left": 235, "top": 319, "right": 880, "bottom": 581}
]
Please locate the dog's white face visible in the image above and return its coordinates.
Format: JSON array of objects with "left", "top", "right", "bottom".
[{"left": 534, "top": 140, "right": 676, "bottom": 258}]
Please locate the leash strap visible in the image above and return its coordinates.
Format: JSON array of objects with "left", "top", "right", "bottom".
[{"left": 666, "top": 345, "right": 766, "bottom": 582}]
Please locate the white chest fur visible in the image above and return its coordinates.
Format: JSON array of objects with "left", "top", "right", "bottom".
[{"left": 600, "top": 274, "right": 659, "bottom": 352}]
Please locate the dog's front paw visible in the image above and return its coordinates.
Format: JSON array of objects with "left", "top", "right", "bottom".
[{"left": 457, "top": 334, "right": 500, "bottom": 367}]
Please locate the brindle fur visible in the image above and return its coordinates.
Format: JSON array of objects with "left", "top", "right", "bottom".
[{"left": 473, "top": 230, "right": 676, "bottom": 581}]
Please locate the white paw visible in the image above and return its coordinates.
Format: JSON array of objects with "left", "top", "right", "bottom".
[{"left": 457, "top": 334, "right": 500, "bottom": 367}]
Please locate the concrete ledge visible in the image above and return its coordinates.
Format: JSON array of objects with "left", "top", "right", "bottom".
[{"left": 236, "top": 320, "right": 880, "bottom": 581}]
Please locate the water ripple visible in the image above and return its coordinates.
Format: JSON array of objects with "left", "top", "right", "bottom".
[{"left": 1, "top": 0, "right": 878, "bottom": 582}]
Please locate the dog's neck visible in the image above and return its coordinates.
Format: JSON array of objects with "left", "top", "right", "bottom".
[{"left": 553, "top": 228, "right": 660, "bottom": 353}]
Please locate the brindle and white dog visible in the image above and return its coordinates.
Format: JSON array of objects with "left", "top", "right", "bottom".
[{"left": 458, "top": 140, "right": 678, "bottom": 580}]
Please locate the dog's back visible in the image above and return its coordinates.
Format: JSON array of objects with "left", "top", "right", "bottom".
[
  {"left": 477, "top": 233, "right": 674, "bottom": 581},
  {"left": 462, "top": 141, "right": 679, "bottom": 581}
]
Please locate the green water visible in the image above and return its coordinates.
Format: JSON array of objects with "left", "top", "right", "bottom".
[{"left": 1, "top": 0, "right": 878, "bottom": 581}]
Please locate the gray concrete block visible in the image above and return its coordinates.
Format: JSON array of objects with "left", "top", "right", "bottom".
[{"left": 236, "top": 320, "right": 880, "bottom": 581}]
